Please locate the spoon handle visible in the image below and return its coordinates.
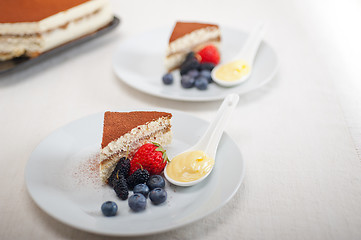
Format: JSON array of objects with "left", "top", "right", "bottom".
[
  {"left": 196, "top": 93, "right": 239, "bottom": 159},
  {"left": 236, "top": 23, "right": 266, "bottom": 64}
]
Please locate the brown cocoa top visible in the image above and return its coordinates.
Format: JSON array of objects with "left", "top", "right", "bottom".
[
  {"left": 101, "top": 111, "right": 172, "bottom": 149},
  {"left": 169, "top": 21, "right": 219, "bottom": 43},
  {"left": 0, "top": 0, "right": 90, "bottom": 23}
]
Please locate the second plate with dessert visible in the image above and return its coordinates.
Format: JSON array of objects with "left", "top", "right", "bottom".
[
  {"left": 25, "top": 109, "right": 244, "bottom": 236},
  {"left": 112, "top": 24, "right": 278, "bottom": 101}
]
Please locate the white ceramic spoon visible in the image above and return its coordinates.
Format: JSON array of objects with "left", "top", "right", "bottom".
[
  {"left": 211, "top": 23, "right": 266, "bottom": 87},
  {"left": 164, "top": 93, "right": 239, "bottom": 187}
]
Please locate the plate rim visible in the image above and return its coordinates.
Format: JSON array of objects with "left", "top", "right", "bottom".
[
  {"left": 25, "top": 109, "right": 245, "bottom": 236},
  {"left": 112, "top": 24, "right": 278, "bottom": 102}
]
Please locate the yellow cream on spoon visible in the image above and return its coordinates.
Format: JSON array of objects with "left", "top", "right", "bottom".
[
  {"left": 211, "top": 23, "right": 266, "bottom": 87},
  {"left": 164, "top": 94, "right": 239, "bottom": 187},
  {"left": 165, "top": 150, "right": 214, "bottom": 182},
  {"left": 214, "top": 60, "right": 251, "bottom": 82}
]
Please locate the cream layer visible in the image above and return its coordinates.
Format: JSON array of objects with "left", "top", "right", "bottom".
[
  {"left": 165, "top": 40, "right": 220, "bottom": 71},
  {"left": 166, "top": 27, "right": 220, "bottom": 56},
  {"left": 99, "top": 117, "right": 172, "bottom": 183},
  {"left": 0, "top": 0, "right": 110, "bottom": 35},
  {"left": 0, "top": 0, "right": 112, "bottom": 60}
]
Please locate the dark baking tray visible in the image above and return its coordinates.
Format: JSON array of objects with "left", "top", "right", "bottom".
[{"left": 0, "top": 16, "right": 120, "bottom": 76}]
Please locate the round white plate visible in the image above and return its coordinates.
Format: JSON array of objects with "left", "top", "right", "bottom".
[
  {"left": 112, "top": 25, "right": 278, "bottom": 101},
  {"left": 25, "top": 110, "right": 245, "bottom": 236}
]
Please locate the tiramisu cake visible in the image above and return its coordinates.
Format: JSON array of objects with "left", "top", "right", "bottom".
[
  {"left": 0, "top": 0, "right": 113, "bottom": 61},
  {"left": 165, "top": 21, "right": 221, "bottom": 71},
  {"left": 100, "top": 111, "right": 172, "bottom": 183}
]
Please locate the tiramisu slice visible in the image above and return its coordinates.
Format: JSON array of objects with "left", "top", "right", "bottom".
[
  {"left": 165, "top": 21, "right": 221, "bottom": 71},
  {"left": 100, "top": 111, "right": 172, "bottom": 184},
  {"left": 0, "top": 0, "right": 113, "bottom": 61}
]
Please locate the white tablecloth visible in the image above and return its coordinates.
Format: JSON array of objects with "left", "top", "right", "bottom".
[{"left": 1, "top": 0, "right": 360, "bottom": 239}]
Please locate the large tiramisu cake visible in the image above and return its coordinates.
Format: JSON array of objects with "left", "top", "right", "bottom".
[
  {"left": 165, "top": 21, "right": 221, "bottom": 71},
  {"left": 100, "top": 111, "right": 172, "bottom": 183},
  {"left": 0, "top": 0, "right": 113, "bottom": 61}
]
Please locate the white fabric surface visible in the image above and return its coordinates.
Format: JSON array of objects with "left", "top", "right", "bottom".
[{"left": 0, "top": 0, "right": 360, "bottom": 239}]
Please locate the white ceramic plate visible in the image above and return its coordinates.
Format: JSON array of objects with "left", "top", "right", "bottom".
[
  {"left": 112, "top": 25, "right": 278, "bottom": 101},
  {"left": 25, "top": 110, "right": 244, "bottom": 236}
]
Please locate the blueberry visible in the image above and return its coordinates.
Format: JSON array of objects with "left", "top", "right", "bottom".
[
  {"left": 199, "top": 62, "right": 215, "bottom": 71},
  {"left": 162, "top": 73, "right": 174, "bottom": 85},
  {"left": 181, "top": 75, "right": 195, "bottom": 88},
  {"left": 149, "top": 188, "right": 167, "bottom": 205},
  {"left": 199, "top": 69, "right": 213, "bottom": 83},
  {"left": 133, "top": 183, "right": 150, "bottom": 198},
  {"left": 187, "top": 69, "right": 199, "bottom": 78},
  {"left": 194, "top": 76, "right": 209, "bottom": 90},
  {"left": 128, "top": 193, "right": 147, "bottom": 212},
  {"left": 147, "top": 175, "right": 165, "bottom": 190},
  {"left": 101, "top": 201, "right": 118, "bottom": 217}
]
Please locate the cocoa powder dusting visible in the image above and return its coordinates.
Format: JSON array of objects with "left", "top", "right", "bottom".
[
  {"left": 0, "top": 0, "right": 90, "bottom": 23},
  {"left": 101, "top": 111, "right": 172, "bottom": 149},
  {"left": 72, "top": 152, "right": 101, "bottom": 186},
  {"left": 169, "top": 21, "right": 219, "bottom": 43}
]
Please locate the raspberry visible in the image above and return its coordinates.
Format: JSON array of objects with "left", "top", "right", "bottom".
[{"left": 197, "top": 45, "right": 220, "bottom": 65}]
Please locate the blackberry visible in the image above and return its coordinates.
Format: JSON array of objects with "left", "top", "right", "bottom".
[
  {"left": 180, "top": 58, "right": 200, "bottom": 75},
  {"left": 113, "top": 174, "right": 129, "bottom": 200},
  {"left": 108, "top": 172, "right": 117, "bottom": 187},
  {"left": 184, "top": 51, "right": 196, "bottom": 62},
  {"left": 199, "top": 62, "right": 215, "bottom": 71},
  {"left": 126, "top": 168, "right": 150, "bottom": 190},
  {"left": 108, "top": 157, "right": 130, "bottom": 187}
]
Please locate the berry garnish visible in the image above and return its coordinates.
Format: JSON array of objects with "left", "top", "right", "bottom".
[
  {"left": 199, "top": 69, "right": 213, "bottom": 83},
  {"left": 146, "top": 175, "right": 165, "bottom": 190},
  {"left": 149, "top": 188, "right": 167, "bottom": 205},
  {"left": 187, "top": 69, "right": 199, "bottom": 78},
  {"left": 162, "top": 47, "right": 217, "bottom": 90},
  {"left": 180, "top": 58, "right": 200, "bottom": 75},
  {"left": 184, "top": 51, "right": 196, "bottom": 62},
  {"left": 162, "top": 73, "right": 174, "bottom": 85},
  {"left": 113, "top": 174, "right": 129, "bottom": 200},
  {"left": 126, "top": 167, "right": 150, "bottom": 190},
  {"left": 194, "top": 76, "right": 209, "bottom": 90},
  {"left": 133, "top": 183, "right": 150, "bottom": 198},
  {"left": 199, "top": 62, "right": 216, "bottom": 71},
  {"left": 128, "top": 193, "right": 147, "bottom": 212},
  {"left": 101, "top": 201, "right": 118, "bottom": 216},
  {"left": 129, "top": 143, "right": 169, "bottom": 176},
  {"left": 197, "top": 45, "right": 220, "bottom": 65},
  {"left": 108, "top": 156, "right": 130, "bottom": 187},
  {"left": 180, "top": 75, "right": 195, "bottom": 88}
]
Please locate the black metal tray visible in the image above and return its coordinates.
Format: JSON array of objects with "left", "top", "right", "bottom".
[{"left": 0, "top": 16, "right": 120, "bottom": 76}]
